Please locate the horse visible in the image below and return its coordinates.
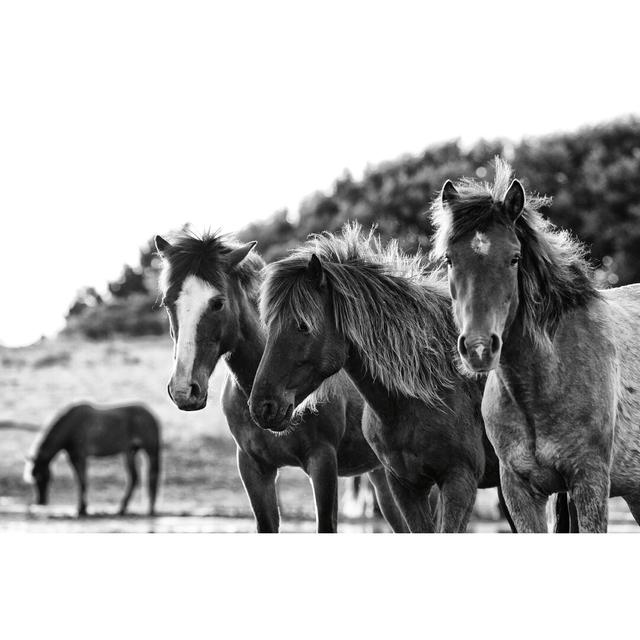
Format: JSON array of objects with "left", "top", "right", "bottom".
[
  {"left": 155, "top": 231, "right": 407, "bottom": 533},
  {"left": 431, "top": 157, "right": 640, "bottom": 532},
  {"left": 24, "top": 403, "right": 161, "bottom": 516},
  {"left": 248, "top": 223, "right": 520, "bottom": 533}
]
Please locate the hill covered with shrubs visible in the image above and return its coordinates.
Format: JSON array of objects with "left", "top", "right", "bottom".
[{"left": 65, "top": 116, "right": 640, "bottom": 339}]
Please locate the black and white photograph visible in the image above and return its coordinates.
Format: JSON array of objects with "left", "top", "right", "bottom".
[{"left": 1, "top": 1, "right": 639, "bottom": 636}]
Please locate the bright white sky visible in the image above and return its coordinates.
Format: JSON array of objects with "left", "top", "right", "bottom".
[{"left": 1, "top": 1, "right": 638, "bottom": 346}]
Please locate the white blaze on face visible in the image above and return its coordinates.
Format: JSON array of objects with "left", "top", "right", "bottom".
[
  {"left": 172, "top": 275, "right": 218, "bottom": 387},
  {"left": 474, "top": 344, "right": 485, "bottom": 360},
  {"left": 471, "top": 231, "right": 491, "bottom": 255},
  {"left": 23, "top": 459, "right": 34, "bottom": 484}
]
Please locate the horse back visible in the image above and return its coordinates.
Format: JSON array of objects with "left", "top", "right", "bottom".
[{"left": 62, "top": 403, "right": 159, "bottom": 457}]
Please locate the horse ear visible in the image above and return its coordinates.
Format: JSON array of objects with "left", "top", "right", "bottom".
[
  {"left": 155, "top": 235, "right": 171, "bottom": 257},
  {"left": 441, "top": 180, "right": 458, "bottom": 206},
  {"left": 306, "top": 254, "right": 326, "bottom": 288},
  {"left": 226, "top": 241, "right": 257, "bottom": 270},
  {"left": 503, "top": 179, "right": 525, "bottom": 221}
]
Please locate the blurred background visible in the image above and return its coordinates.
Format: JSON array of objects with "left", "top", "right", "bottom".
[{"left": 1, "top": 1, "right": 639, "bottom": 531}]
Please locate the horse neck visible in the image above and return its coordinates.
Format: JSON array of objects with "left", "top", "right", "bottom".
[
  {"left": 498, "top": 315, "right": 559, "bottom": 397},
  {"left": 223, "top": 285, "right": 265, "bottom": 398},
  {"left": 37, "top": 420, "right": 67, "bottom": 463},
  {"left": 343, "top": 345, "right": 398, "bottom": 423}
]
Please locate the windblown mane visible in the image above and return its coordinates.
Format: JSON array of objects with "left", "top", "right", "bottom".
[
  {"left": 261, "top": 223, "right": 460, "bottom": 407},
  {"left": 158, "top": 230, "right": 264, "bottom": 304},
  {"left": 430, "top": 157, "right": 600, "bottom": 342}
]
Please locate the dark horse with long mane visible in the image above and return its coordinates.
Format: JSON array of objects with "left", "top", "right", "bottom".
[
  {"left": 24, "top": 403, "right": 161, "bottom": 516},
  {"left": 249, "top": 224, "right": 518, "bottom": 532},
  {"left": 155, "top": 231, "right": 406, "bottom": 533},
  {"left": 432, "top": 158, "right": 640, "bottom": 532}
]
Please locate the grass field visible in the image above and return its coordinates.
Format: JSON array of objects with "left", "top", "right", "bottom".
[{"left": 0, "top": 336, "right": 636, "bottom": 532}]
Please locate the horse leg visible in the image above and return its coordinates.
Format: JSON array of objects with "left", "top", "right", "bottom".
[
  {"left": 146, "top": 446, "right": 160, "bottom": 516},
  {"left": 307, "top": 446, "right": 339, "bottom": 533},
  {"left": 237, "top": 448, "right": 279, "bottom": 533},
  {"left": 367, "top": 467, "right": 409, "bottom": 533},
  {"left": 497, "top": 484, "right": 517, "bottom": 532},
  {"left": 68, "top": 454, "right": 88, "bottom": 517},
  {"left": 569, "top": 471, "right": 610, "bottom": 533},
  {"left": 500, "top": 467, "right": 548, "bottom": 533},
  {"left": 439, "top": 468, "right": 478, "bottom": 533},
  {"left": 568, "top": 496, "right": 579, "bottom": 532},
  {"left": 385, "top": 470, "right": 434, "bottom": 533},
  {"left": 119, "top": 449, "right": 139, "bottom": 515}
]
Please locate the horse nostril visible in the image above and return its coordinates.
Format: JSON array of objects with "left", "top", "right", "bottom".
[
  {"left": 189, "top": 382, "right": 201, "bottom": 399},
  {"left": 260, "top": 400, "right": 276, "bottom": 422},
  {"left": 458, "top": 335, "right": 468, "bottom": 358},
  {"left": 490, "top": 334, "right": 501, "bottom": 355}
]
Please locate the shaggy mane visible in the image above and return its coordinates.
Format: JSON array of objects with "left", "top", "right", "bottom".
[
  {"left": 158, "top": 230, "right": 264, "bottom": 305},
  {"left": 261, "top": 223, "right": 460, "bottom": 407},
  {"left": 430, "top": 157, "right": 600, "bottom": 341}
]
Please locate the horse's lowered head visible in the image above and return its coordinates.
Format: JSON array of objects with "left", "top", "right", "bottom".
[
  {"left": 23, "top": 455, "right": 50, "bottom": 505},
  {"left": 249, "top": 254, "right": 348, "bottom": 432},
  {"left": 156, "top": 231, "right": 259, "bottom": 411}
]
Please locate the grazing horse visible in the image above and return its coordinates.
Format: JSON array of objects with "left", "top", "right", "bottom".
[
  {"left": 24, "top": 403, "right": 161, "bottom": 516},
  {"left": 249, "top": 223, "right": 518, "bottom": 533},
  {"left": 432, "top": 158, "right": 640, "bottom": 532},
  {"left": 155, "top": 231, "right": 406, "bottom": 533}
]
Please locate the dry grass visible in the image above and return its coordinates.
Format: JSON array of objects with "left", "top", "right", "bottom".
[{"left": 0, "top": 335, "right": 228, "bottom": 440}]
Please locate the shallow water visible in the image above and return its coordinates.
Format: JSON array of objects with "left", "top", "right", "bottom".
[{"left": 1, "top": 503, "right": 636, "bottom": 533}]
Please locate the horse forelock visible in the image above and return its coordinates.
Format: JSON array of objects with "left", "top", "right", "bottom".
[
  {"left": 262, "top": 223, "right": 459, "bottom": 407},
  {"left": 158, "top": 230, "right": 264, "bottom": 307},
  {"left": 430, "top": 157, "right": 599, "bottom": 344}
]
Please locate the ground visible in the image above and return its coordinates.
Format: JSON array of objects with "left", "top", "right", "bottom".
[{"left": 0, "top": 336, "right": 636, "bottom": 532}]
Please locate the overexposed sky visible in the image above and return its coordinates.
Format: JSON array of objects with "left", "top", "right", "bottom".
[{"left": 1, "top": 0, "right": 639, "bottom": 346}]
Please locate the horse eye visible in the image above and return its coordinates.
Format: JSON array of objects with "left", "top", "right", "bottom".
[
  {"left": 511, "top": 255, "right": 521, "bottom": 266},
  {"left": 444, "top": 255, "right": 452, "bottom": 267},
  {"left": 211, "top": 299, "right": 224, "bottom": 311},
  {"left": 297, "top": 320, "right": 310, "bottom": 334}
]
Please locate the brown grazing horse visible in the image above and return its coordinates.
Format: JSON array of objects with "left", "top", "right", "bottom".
[
  {"left": 24, "top": 403, "right": 161, "bottom": 516},
  {"left": 249, "top": 224, "right": 519, "bottom": 532},
  {"left": 432, "top": 158, "right": 640, "bottom": 532},
  {"left": 155, "top": 231, "right": 406, "bottom": 533}
]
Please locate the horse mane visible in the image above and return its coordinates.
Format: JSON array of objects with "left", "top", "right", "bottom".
[
  {"left": 158, "top": 229, "right": 265, "bottom": 305},
  {"left": 261, "top": 223, "right": 460, "bottom": 407},
  {"left": 430, "top": 157, "right": 600, "bottom": 342}
]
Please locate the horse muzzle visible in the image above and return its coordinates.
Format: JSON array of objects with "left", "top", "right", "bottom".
[
  {"left": 249, "top": 397, "right": 294, "bottom": 432},
  {"left": 167, "top": 380, "right": 208, "bottom": 411},
  {"left": 458, "top": 333, "right": 501, "bottom": 372}
]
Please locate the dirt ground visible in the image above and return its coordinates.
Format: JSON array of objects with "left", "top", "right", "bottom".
[{"left": 1, "top": 336, "right": 637, "bottom": 533}]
